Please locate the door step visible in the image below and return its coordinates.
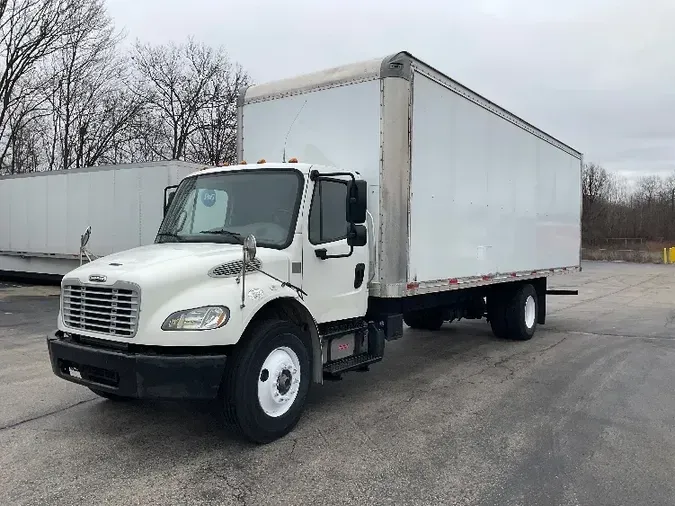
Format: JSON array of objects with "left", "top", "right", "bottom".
[
  {"left": 319, "top": 319, "right": 368, "bottom": 341},
  {"left": 323, "top": 352, "right": 383, "bottom": 375}
]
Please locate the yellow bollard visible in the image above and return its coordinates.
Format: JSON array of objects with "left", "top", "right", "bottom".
[
  {"left": 671, "top": 247, "right": 675, "bottom": 264},
  {"left": 665, "top": 248, "right": 669, "bottom": 264}
]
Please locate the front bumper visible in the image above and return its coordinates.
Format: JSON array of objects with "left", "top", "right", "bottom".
[{"left": 47, "top": 331, "right": 228, "bottom": 400}]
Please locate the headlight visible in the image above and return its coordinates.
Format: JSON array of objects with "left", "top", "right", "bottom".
[{"left": 161, "top": 306, "right": 230, "bottom": 331}]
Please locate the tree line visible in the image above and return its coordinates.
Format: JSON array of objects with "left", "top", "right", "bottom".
[
  {"left": 0, "top": 0, "right": 250, "bottom": 175},
  {"left": 582, "top": 162, "right": 675, "bottom": 246},
  {"left": 4, "top": 0, "right": 671, "bottom": 248}
]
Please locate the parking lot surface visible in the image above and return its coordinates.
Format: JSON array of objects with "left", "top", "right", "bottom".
[{"left": 2, "top": 262, "right": 675, "bottom": 506}]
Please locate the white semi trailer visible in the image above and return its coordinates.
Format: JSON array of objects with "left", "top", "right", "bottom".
[
  {"left": 47, "top": 51, "right": 582, "bottom": 443},
  {"left": 0, "top": 161, "right": 203, "bottom": 279}
]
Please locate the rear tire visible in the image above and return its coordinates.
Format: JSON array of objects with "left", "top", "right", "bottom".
[
  {"left": 488, "top": 297, "right": 509, "bottom": 339},
  {"left": 403, "top": 310, "right": 444, "bottom": 331},
  {"left": 219, "top": 319, "right": 311, "bottom": 444},
  {"left": 488, "top": 283, "right": 538, "bottom": 341}
]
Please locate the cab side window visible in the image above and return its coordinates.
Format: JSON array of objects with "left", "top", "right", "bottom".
[{"left": 308, "top": 180, "right": 348, "bottom": 244}]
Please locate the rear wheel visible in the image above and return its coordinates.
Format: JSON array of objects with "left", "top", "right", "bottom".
[
  {"left": 219, "top": 319, "right": 311, "bottom": 444},
  {"left": 488, "top": 283, "right": 538, "bottom": 341},
  {"left": 403, "top": 309, "right": 444, "bottom": 331}
]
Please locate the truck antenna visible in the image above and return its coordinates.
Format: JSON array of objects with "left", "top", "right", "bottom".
[{"left": 282, "top": 99, "right": 307, "bottom": 163}]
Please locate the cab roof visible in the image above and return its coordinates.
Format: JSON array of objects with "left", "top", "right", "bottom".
[{"left": 186, "top": 162, "right": 317, "bottom": 180}]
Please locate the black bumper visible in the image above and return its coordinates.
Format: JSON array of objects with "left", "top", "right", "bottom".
[{"left": 47, "top": 331, "right": 227, "bottom": 400}]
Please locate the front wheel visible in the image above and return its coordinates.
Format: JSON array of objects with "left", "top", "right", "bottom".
[{"left": 219, "top": 319, "right": 311, "bottom": 444}]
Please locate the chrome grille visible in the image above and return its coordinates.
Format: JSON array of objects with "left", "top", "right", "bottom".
[
  {"left": 62, "top": 284, "right": 140, "bottom": 337},
  {"left": 209, "top": 258, "right": 262, "bottom": 278}
]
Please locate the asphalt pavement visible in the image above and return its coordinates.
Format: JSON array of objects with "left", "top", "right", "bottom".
[{"left": 1, "top": 262, "right": 675, "bottom": 505}]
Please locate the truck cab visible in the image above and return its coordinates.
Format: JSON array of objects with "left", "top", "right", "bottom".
[{"left": 47, "top": 161, "right": 379, "bottom": 443}]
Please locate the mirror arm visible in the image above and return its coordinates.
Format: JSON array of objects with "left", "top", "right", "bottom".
[
  {"left": 315, "top": 246, "right": 354, "bottom": 261},
  {"left": 309, "top": 169, "right": 356, "bottom": 185}
]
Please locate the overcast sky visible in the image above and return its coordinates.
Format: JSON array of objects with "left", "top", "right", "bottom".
[{"left": 106, "top": 0, "right": 675, "bottom": 180}]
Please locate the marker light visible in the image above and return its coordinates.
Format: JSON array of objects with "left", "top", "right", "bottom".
[
  {"left": 257, "top": 159, "right": 266, "bottom": 164},
  {"left": 288, "top": 157, "right": 298, "bottom": 163},
  {"left": 240, "top": 160, "right": 247, "bottom": 165}
]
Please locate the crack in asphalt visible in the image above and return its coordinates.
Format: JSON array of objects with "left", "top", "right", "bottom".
[
  {"left": 0, "top": 398, "right": 96, "bottom": 432},
  {"left": 550, "top": 329, "right": 675, "bottom": 341}
]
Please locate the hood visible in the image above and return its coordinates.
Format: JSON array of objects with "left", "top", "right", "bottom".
[{"left": 63, "top": 242, "right": 291, "bottom": 288}]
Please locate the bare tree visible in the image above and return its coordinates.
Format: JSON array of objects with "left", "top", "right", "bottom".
[
  {"left": 1, "top": 74, "right": 51, "bottom": 172},
  {"left": 40, "top": 0, "right": 142, "bottom": 170},
  {"left": 0, "top": 2, "right": 252, "bottom": 174},
  {"left": 0, "top": 0, "right": 81, "bottom": 173},
  {"left": 581, "top": 161, "right": 675, "bottom": 246},
  {"left": 582, "top": 162, "right": 612, "bottom": 242},
  {"left": 188, "top": 61, "right": 250, "bottom": 165},
  {"left": 131, "top": 37, "right": 249, "bottom": 163}
]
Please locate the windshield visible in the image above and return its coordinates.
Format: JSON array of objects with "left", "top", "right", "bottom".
[{"left": 157, "top": 168, "right": 304, "bottom": 249}]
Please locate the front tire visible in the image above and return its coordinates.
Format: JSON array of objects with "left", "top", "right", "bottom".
[{"left": 220, "top": 319, "right": 311, "bottom": 444}]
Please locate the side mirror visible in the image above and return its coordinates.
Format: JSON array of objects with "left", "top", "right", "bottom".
[
  {"left": 347, "top": 224, "right": 367, "bottom": 247},
  {"left": 164, "top": 185, "right": 178, "bottom": 217},
  {"left": 244, "top": 234, "right": 257, "bottom": 262},
  {"left": 345, "top": 179, "right": 367, "bottom": 224}
]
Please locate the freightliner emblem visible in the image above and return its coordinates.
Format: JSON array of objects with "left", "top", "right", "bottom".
[{"left": 89, "top": 274, "right": 107, "bottom": 283}]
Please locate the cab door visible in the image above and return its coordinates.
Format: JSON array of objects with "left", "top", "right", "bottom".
[{"left": 301, "top": 176, "right": 369, "bottom": 323}]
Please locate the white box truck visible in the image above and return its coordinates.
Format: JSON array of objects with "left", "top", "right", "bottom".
[
  {"left": 46, "top": 51, "right": 582, "bottom": 444},
  {"left": 0, "top": 161, "right": 204, "bottom": 279}
]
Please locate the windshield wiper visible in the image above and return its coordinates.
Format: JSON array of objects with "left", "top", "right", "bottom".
[
  {"left": 156, "top": 232, "right": 183, "bottom": 242},
  {"left": 198, "top": 229, "right": 243, "bottom": 243}
]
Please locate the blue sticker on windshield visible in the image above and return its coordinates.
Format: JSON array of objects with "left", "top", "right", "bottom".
[{"left": 201, "top": 189, "right": 216, "bottom": 207}]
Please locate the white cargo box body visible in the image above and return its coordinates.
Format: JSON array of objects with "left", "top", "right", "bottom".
[
  {"left": 238, "top": 51, "right": 582, "bottom": 298},
  {"left": 0, "top": 160, "right": 204, "bottom": 277}
]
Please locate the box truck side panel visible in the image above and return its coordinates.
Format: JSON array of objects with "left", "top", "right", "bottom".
[
  {"left": 533, "top": 139, "right": 582, "bottom": 269},
  {"left": 65, "top": 170, "right": 91, "bottom": 255},
  {"left": 25, "top": 175, "right": 49, "bottom": 253},
  {"left": 46, "top": 174, "right": 69, "bottom": 255},
  {"left": 408, "top": 71, "right": 581, "bottom": 282},
  {"left": 0, "top": 179, "right": 9, "bottom": 250},
  {"left": 1, "top": 161, "right": 203, "bottom": 277},
  {"left": 10, "top": 179, "right": 30, "bottom": 251},
  {"left": 109, "top": 165, "right": 141, "bottom": 253},
  {"left": 241, "top": 79, "right": 382, "bottom": 181},
  {"left": 139, "top": 164, "right": 176, "bottom": 246},
  {"left": 10, "top": 175, "right": 54, "bottom": 254},
  {"left": 87, "top": 169, "right": 118, "bottom": 255},
  {"left": 240, "top": 78, "right": 383, "bottom": 274}
]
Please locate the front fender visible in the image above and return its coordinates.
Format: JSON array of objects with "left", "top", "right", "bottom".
[
  {"left": 240, "top": 291, "right": 323, "bottom": 384},
  {"left": 240, "top": 289, "right": 314, "bottom": 331},
  {"left": 136, "top": 277, "right": 302, "bottom": 347}
]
